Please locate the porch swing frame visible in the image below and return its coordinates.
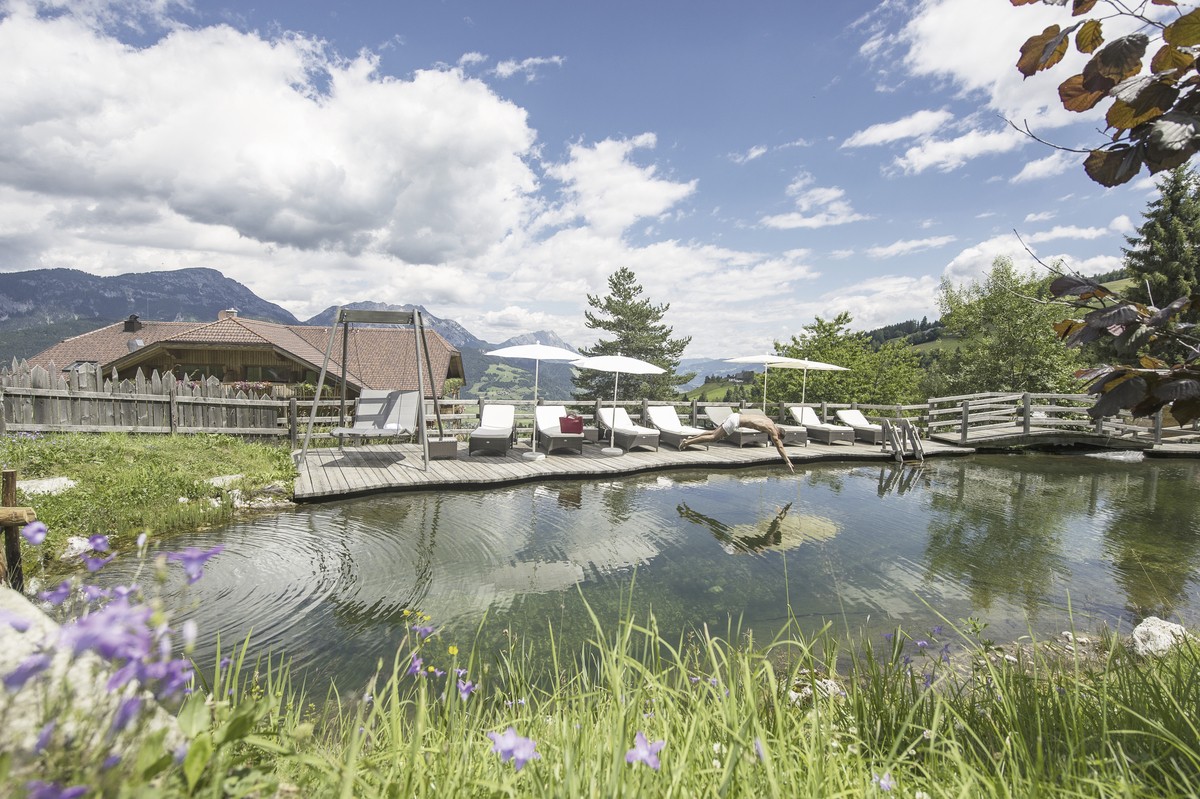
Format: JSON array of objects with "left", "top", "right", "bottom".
[{"left": 297, "top": 307, "right": 445, "bottom": 470}]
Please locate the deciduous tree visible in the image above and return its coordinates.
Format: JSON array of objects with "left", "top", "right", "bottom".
[
  {"left": 937, "top": 257, "right": 1084, "bottom": 395},
  {"left": 573, "top": 267, "right": 695, "bottom": 401},
  {"left": 1013, "top": 0, "right": 1200, "bottom": 187}
]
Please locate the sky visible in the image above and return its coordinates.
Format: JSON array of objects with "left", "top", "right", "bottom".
[{"left": 0, "top": 0, "right": 1178, "bottom": 357}]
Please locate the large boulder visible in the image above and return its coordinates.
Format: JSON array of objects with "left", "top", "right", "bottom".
[{"left": 0, "top": 586, "right": 184, "bottom": 775}]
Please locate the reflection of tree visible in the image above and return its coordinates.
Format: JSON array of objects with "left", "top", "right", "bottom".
[
  {"left": 922, "top": 459, "right": 1072, "bottom": 616},
  {"left": 1101, "top": 465, "right": 1200, "bottom": 620}
]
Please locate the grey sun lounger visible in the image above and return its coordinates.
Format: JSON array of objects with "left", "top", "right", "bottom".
[
  {"left": 792, "top": 406, "right": 854, "bottom": 445},
  {"left": 534, "top": 405, "right": 585, "bottom": 455},
  {"left": 597, "top": 407, "right": 660, "bottom": 452},
  {"left": 329, "top": 389, "right": 420, "bottom": 448},
  {"left": 469, "top": 403, "right": 516, "bottom": 455},
  {"left": 835, "top": 408, "right": 886, "bottom": 445},
  {"left": 738, "top": 408, "right": 808, "bottom": 447},
  {"left": 702, "top": 406, "right": 767, "bottom": 448},
  {"left": 645, "top": 405, "right": 708, "bottom": 450}
]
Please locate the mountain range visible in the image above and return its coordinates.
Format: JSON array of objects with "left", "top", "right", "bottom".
[{"left": 0, "top": 267, "right": 783, "bottom": 396}]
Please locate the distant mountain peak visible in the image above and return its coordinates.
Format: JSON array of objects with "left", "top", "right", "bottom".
[{"left": 495, "top": 329, "right": 577, "bottom": 352}]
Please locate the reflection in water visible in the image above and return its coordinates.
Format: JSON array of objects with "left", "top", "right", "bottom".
[
  {"left": 677, "top": 501, "right": 840, "bottom": 554},
  {"left": 90, "top": 456, "right": 1200, "bottom": 689}
]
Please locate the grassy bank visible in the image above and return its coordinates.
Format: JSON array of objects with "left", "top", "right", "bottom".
[
  {"left": 11, "top": 594, "right": 1200, "bottom": 798},
  {"left": 1, "top": 432, "right": 295, "bottom": 565}
]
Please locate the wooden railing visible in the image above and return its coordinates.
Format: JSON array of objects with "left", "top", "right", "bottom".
[{"left": 4, "top": 361, "right": 1198, "bottom": 448}]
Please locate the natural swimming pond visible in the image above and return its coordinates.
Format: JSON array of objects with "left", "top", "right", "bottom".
[{"left": 96, "top": 453, "right": 1200, "bottom": 689}]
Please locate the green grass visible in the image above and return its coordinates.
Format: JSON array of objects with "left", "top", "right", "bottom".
[
  {"left": 16, "top": 599, "right": 1200, "bottom": 798},
  {"left": 683, "top": 381, "right": 743, "bottom": 401},
  {"left": 0, "top": 432, "right": 295, "bottom": 567}
]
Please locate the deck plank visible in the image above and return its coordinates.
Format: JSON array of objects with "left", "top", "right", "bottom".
[{"left": 294, "top": 437, "right": 976, "bottom": 501}]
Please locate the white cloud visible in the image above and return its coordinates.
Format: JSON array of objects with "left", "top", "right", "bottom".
[
  {"left": 842, "top": 109, "right": 953, "bottom": 148},
  {"left": 540, "top": 134, "right": 697, "bottom": 236},
  {"left": 1010, "top": 151, "right": 1076, "bottom": 183},
  {"left": 1024, "top": 210, "right": 1055, "bottom": 223},
  {"left": 730, "top": 145, "right": 768, "bottom": 164},
  {"left": 759, "top": 173, "right": 870, "bottom": 230},
  {"left": 458, "top": 51, "right": 488, "bottom": 68},
  {"left": 0, "top": 8, "right": 539, "bottom": 266},
  {"left": 493, "top": 55, "right": 564, "bottom": 81},
  {"left": 1110, "top": 215, "right": 1135, "bottom": 235},
  {"left": 894, "top": 128, "right": 1025, "bottom": 174},
  {"left": 867, "top": 236, "right": 957, "bottom": 259},
  {"left": 941, "top": 234, "right": 1043, "bottom": 283},
  {"left": 1025, "top": 225, "right": 1109, "bottom": 244}
]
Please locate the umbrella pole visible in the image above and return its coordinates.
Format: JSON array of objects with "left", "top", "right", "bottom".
[
  {"left": 602, "top": 371, "right": 622, "bottom": 456},
  {"left": 763, "top": 365, "right": 769, "bottom": 412},
  {"left": 802, "top": 369, "right": 808, "bottom": 406},
  {"left": 521, "top": 356, "right": 547, "bottom": 461}
]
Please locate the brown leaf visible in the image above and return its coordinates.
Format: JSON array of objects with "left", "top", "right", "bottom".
[
  {"left": 1054, "top": 319, "right": 1087, "bottom": 340},
  {"left": 1165, "top": 8, "right": 1200, "bottom": 47},
  {"left": 1140, "top": 355, "right": 1170, "bottom": 369},
  {"left": 1145, "top": 112, "right": 1200, "bottom": 172},
  {"left": 1084, "top": 145, "right": 1144, "bottom": 186},
  {"left": 1076, "top": 19, "right": 1104, "bottom": 53},
  {"left": 1150, "top": 44, "right": 1194, "bottom": 74},
  {"left": 1018, "top": 25, "right": 1072, "bottom": 78},
  {"left": 1090, "top": 34, "right": 1149, "bottom": 82},
  {"left": 1172, "top": 397, "right": 1200, "bottom": 425},
  {"left": 1107, "top": 80, "right": 1179, "bottom": 129},
  {"left": 1059, "top": 74, "right": 1108, "bottom": 112},
  {"left": 1152, "top": 0, "right": 1179, "bottom": 6},
  {"left": 1073, "top": 0, "right": 1099, "bottom": 13},
  {"left": 1011, "top": 0, "right": 1041, "bottom": 5}
]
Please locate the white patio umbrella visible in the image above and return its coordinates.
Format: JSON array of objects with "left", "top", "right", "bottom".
[
  {"left": 571, "top": 354, "right": 665, "bottom": 456},
  {"left": 769, "top": 358, "right": 850, "bottom": 404},
  {"left": 725, "top": 354, "right": 809, "bottom": 411},
  {"left": 487, "top": 342, "right": 579, "bottom": 459}
]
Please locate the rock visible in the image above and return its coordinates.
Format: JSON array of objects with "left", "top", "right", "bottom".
[
  {"left": 0, "top": 587, "right": 184, "bottom": 777},
  {"left": 17, "top": 476, "right": 77, "bottom": 495},
  {"left": 1130, "top": 616, "right": 1193, "bottom": 658},
  {"left": 60, "top": 536, "right": 91, "bottom": 561},
  {"left": 206, "top": 474, "right": 244, "bottom": 488}
]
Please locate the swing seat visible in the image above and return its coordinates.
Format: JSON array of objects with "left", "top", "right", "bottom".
[{"left": 330, "top": 390, "right": 420, "bottom": 447}]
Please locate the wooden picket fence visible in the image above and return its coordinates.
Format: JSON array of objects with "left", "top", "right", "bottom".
[{"left": 0, "top": 361, "right": 290, "bottom": 438}]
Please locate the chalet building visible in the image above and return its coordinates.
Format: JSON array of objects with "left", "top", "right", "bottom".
[{"left": 23, "top": 310, "right": 465, "bottom": 398}]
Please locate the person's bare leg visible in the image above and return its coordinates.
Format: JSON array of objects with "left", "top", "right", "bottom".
[{"left": 681, "top": 428, "right": 726, "bottom": 449}]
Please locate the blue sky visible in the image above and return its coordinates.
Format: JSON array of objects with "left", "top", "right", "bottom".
[{"left": 0, "top": 0, "right": 1174, "bottom": 356}]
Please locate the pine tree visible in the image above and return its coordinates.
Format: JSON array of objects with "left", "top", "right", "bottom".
[
  {"left": 573, "top": 267, "right": 695, "bottom": 401},
  {"left": 1123, "top": 165, "right": 1200, "bottom": 315}
]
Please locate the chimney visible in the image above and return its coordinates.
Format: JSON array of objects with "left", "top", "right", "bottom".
[
  {"left": 123, "top": 314, "right": 142, "bottom": 332},
  {"left": 219, "top": 308, "right": 239, "bottom": 320}
]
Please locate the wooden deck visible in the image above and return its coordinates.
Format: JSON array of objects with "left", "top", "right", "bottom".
[
  {"left": 293, "top": 438, "right": 973, "bottom": 502},
  {"left": 931, "top": 426, "right": 1200, "bottom": 456}
]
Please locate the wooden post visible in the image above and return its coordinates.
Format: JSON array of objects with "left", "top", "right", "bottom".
[
  {"left": 640, "top": 398, "right": 649, "bottom": 425},
  {"left": 960, "top": 400, "right": 970, "bottom": 445},
  {"left": 1154, "top": 407, "right": 1164, "bottom": 444},
  {"left": 690, "top": 398, "right": 699, "bottom": 427},
  {"left": 2, "top": 470, "right": 32, "bottom": 593},
  {"left": 1022, "top": 393, "right": 1032, "bottom": 435},
  {"left": 168, "top": 380, "right": 179, "bottom": 433},
  {"left": 288, "top": 398, "right": 299, "bottom": 447}
]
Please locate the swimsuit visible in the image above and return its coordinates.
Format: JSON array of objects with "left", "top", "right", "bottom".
[{"left": 720, "top": 413, "right": 740, "bottom": 436}]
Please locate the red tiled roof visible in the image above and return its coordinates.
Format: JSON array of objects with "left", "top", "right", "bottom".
[{"left": 24, "top": 315, "right": 463, "bottom": 395}]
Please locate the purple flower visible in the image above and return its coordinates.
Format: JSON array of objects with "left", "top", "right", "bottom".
[
  {"left": 35, "top": 721, "right": 55, "bottom": 753},
  {"left": 4, "top": 652, "right": 52, "bottom": 691},
  {"left": 458, "top": 679, "right": 476, "bottom": 701},
  {"left": 166, "top": 545, "right": 223, "bottom": 584},
  {"left": 882, "top": 632, "right": 894, "bottom": 643},
  {"left": 88, "top": 534, "right": 111, "bottom": 552},
  {"left": 915, "top": 639, "right": 929, "bottom": 649},
  {"left": 487, "top": 727, "right": 540, "bottom": 771},
  {"left": 407, "top": 654, "right": 423, "bottom": 676},
  {"left": 413, "top": 624, "right": 435, "bottom": 639},
  {"left": 0, "top": 608, "right": 32, "bottom": 632},
  {"left": 21, "top": 521, "right": 48, "bottom": 545},
  {"left": 82, "top": 585, "right": 111, "bottom": 602},
  {"left": 454, "top": 667, "right": 468, "bottom": 677},
  {"left": 59, "top": 597, "right": 153, "bottom": 662},
  {"left": 38, "top": 580, "right": 72, "bottom": 606},
  {"left": 25, "top": 782, "right": 88, "bottom": 799},
  {"left": 873, "top": 772, "right": 895, "bottom": 791},
  {"left": 110, "top": 696, "right": 142, "bottom": 735},
  {"left": 625, "top": 731, "right": 665, "bottom": 770},
  {"left": 82, "top": 553, "right": 115, "bottom": 572},
  {"left": 931, "top": 625, "right": 944, "bottom": 636},
  {"left": 102, "top": 753, "right": 122, "bottom": 771}
]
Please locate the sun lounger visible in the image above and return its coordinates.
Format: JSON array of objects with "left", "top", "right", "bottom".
[
  {"left": 469, "top": 403, "right": 516, "bottom": 455},
  {"left": 645, "top": 405, "right": 709, "bottom": 450},
  {"left": 597, "top": 407, "right": 660, "bottom": 452},
  {"left": 329, "top": 389, "right": 420, "bottom": 447},
  {"left": 835, "top": 408, "right": 886, "bottom": 445},
  {"left": 534, "top": 405, "right": 585, "bottom": 455},
  {"left": 702, "top": 406, "right": 767, "bottom": 448},
  {"left": 791, "top": 406, "right": 854, "bottom": 445}
]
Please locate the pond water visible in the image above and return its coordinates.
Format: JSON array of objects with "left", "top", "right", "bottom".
[{"left": 94, "top": 453, "right": 1200, "bottom": 689}]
